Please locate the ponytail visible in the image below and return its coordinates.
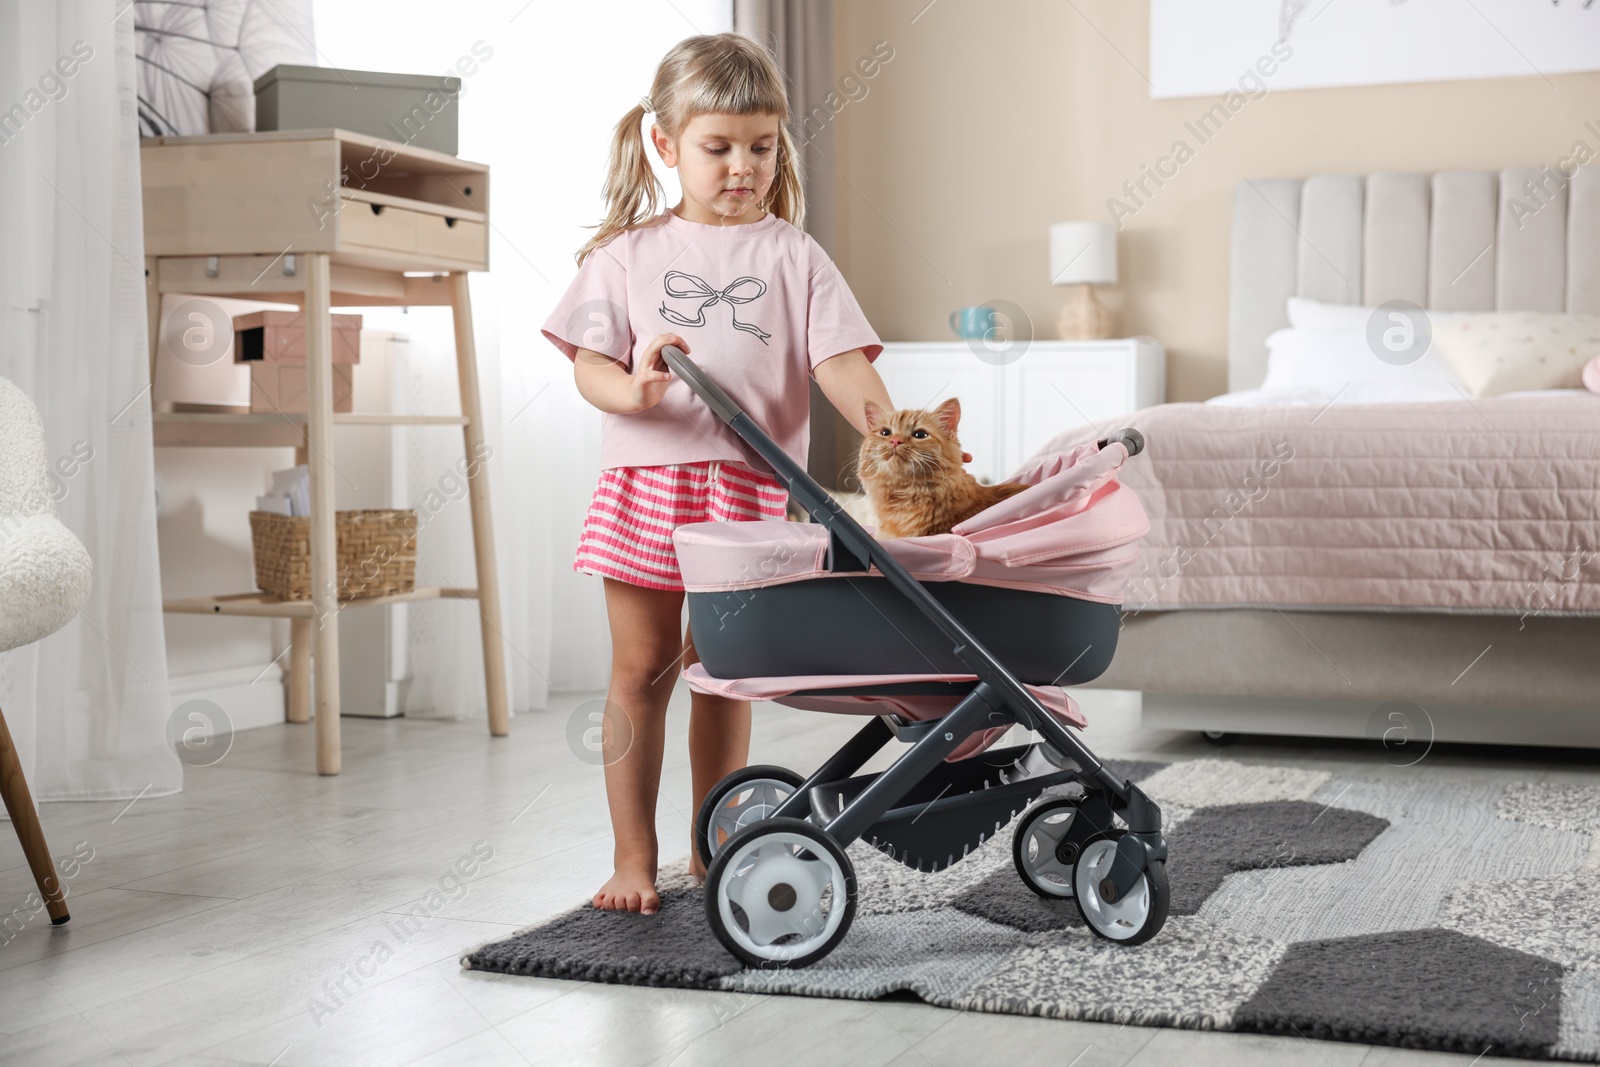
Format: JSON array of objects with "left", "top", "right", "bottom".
[
  {"left": 764, "top": 121, "right": 805, "bottom": 233},
  {"left": 574, "top": 33, "right": 804, "bottom": 266},
  {"left": 576, "top": 101, "right": 664, "bottom": 266}
]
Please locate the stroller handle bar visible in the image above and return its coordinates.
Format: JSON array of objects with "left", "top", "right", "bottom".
[
  {"left": 659, "top": 344, "right": 1145, "bottom": 806},
  {"left": 1098, "top": 427, "right": 1144, "bottom": 457},
  {"left": 663, "top": 345, "right": 745, "bottom": 424}
]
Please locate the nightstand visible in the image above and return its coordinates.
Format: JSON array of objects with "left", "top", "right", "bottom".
[{"left": 871, "top": 338, "right": 1165, "bottom": 484}]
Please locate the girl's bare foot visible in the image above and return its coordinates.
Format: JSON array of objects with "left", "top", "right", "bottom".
[
  {"left": 592, "top": 860, "right": 660, "bottom": 915},
  {"left": 689, "top": 848, "right": 707, "bottom": 883}
]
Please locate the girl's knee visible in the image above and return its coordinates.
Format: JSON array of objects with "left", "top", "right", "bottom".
[
  {"left": 610, "top": 650, "right": 685, "bottom": 694},
  {"left": 689, "top": 688, "right": 744, "bottom": 711}
]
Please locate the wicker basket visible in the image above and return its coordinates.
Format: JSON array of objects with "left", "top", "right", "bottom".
[{"left": 248, "top": 509, "right": 418, "bottom": 601}]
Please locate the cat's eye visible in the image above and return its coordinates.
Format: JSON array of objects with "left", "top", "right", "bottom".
[
  {"left": 911, "top": 429, "right": 929, "bottom": 439},
  {"left": 878, "top": 428, "right": 891, "bottom": 436}
]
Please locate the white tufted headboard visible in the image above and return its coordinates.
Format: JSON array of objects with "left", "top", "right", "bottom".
[{"left": 1228, "top": 167, "right": 1600, "bottom": 391}]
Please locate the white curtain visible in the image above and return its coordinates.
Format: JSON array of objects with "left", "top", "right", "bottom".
[
  {"left": 315, "top": 0, "right": 732, "bottom": 698},
  {"left": 0, "top": 1, "right": 181, "bottom": 800}
]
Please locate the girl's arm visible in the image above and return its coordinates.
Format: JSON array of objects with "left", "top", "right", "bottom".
[
  {"left": 573, "top": 333, "right": 687, "bottom": 414},
  {"left": 813, "top": 349, "right": 892, "bottom": 435}
]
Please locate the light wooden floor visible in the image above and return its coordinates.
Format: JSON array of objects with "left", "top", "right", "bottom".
[{"left": 3, "top": 687, "right": 1595, "bottom": 1067}]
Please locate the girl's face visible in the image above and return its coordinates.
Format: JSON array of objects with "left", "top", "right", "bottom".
[{"left": 653, "top": 111, "right": 780, "bottom": 225}]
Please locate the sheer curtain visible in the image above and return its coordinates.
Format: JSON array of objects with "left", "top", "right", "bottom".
[
  {"left": 0, "top": 1, "right": 180, "bottom": 801},
  {"left": 315, "top": 0, "right": 732, "bottom": 700}
]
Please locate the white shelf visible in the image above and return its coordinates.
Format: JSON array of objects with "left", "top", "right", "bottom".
[
  {"left": 154, "top": 411, "right": 469, "bottom": 447},
  {"left": 163, "top": 585, "right": 480, "bottom": 618}
]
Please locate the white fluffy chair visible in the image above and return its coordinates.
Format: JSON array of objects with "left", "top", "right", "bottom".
[{"left": 0, "top": 377, "right": 93, "bottom": 926}]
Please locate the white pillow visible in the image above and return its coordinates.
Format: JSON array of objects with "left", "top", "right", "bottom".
[
  {"left": 1259, "top": 326, "right": 1466, "bottom": 394},
  {"left": 1287, "top": 296, "right": 1376, "bottom": 332},
  {"left": 1431, "top": 312, "right": 1600, "bottom": 396},
  {"left": 1287, "top": 296, "right": 1466, "bottom": 333}
]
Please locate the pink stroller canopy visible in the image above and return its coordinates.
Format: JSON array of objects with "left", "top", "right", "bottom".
[{"left": 673, "top": 440, "right": 1150, "bottom": 601}]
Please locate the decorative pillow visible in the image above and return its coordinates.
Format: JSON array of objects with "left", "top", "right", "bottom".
[
  {"left": 1585, "top": 356, "right": 1600, "bottom": 396},
  {"left": 1430, "top": 312, "right": 1600, "bottom": 396}
]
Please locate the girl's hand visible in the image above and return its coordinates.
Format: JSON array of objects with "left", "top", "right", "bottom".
[{"left": 629, "top": 334, "right": 685, "bottom": 412}]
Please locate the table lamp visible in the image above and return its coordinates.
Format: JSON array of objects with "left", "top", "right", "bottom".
[{"left": 1050, "top": 221, "right": 1117, "bottom": 340}]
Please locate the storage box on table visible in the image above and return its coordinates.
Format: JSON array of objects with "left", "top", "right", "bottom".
[{"left": 253, "top": 65, "right": 462, "bottom": 156}]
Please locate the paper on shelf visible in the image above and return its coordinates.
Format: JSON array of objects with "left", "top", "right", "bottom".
[
  {"left": 266, "top": 465, "right": 311, "bottom": 516},
  {"left": 254, "top": 494, "right": 293, "bottom": 516}
]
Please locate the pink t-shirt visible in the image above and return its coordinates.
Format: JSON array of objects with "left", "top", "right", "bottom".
[{"left": 541, "top": 210, "right": 882, "bottom": 473}]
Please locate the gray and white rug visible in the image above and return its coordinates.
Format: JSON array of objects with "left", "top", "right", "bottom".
[{"left": 463, "top": 758, "right": 1600, "bottom": 1061}]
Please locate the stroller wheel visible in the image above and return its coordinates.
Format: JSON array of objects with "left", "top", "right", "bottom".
[
  {"left": 1072, "top": 833, "right": 1169, "bottom": 945},
  {"left": 1012, "top": 798, "right": 1084, "bottom": 899},
  {"left": 704, "top": 817, "right": 855, "bottom": 968},
  {"left": 695, "top": 765, "right": 806, "bottom": 867}
]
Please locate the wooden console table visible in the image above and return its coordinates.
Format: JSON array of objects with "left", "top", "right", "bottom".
[{"left": 141, "top": 128, "right": 510, "bottom": 775}]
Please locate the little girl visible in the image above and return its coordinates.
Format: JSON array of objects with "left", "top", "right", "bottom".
[{"left": 541, "top": 33, "right": 897, "bottom": 915}]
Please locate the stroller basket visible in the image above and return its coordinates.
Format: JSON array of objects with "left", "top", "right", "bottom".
[
  {"left": 662, "top": 346, "right": 1169, "bottom": 967},
  {"left": 808, "top": 743, "right": 1086, "bottom": 872}
]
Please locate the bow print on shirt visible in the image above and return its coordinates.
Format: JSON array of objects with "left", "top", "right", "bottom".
[{"left": 658, "top": 270, "right": 771, "bottom": 344}]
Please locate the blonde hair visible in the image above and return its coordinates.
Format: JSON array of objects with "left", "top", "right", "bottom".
[{"left": 576, "top": 33, "right": 805, "bottom": 266}]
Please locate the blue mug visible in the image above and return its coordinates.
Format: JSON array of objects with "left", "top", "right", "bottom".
[{"left": 949, "top": 306, "right": 996, "bottom": 339}]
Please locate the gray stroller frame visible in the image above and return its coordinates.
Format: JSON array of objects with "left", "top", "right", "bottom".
[{"left": 664, "top": 346, "right": 1169, "bottom": 967}]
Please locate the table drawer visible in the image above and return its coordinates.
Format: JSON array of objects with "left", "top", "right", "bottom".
[
  {"left": 340, "top": 199, "right": 416, "bottom": 253},
  {"left": 416, "top": 213, "right": 486, "bottom": 265}
]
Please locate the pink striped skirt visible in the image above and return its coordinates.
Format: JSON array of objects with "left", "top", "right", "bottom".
[{"left": 574, "top": 459, "right": 790, "bottom": 591}]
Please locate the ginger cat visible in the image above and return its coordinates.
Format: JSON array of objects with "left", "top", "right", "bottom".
[{"left": 857, "top": 398, "right": 1029, "bottom": 538}]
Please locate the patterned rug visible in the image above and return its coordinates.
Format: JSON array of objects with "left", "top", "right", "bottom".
[{"left": 463, "top": 758, "right": 1600, "bottom": 1061}]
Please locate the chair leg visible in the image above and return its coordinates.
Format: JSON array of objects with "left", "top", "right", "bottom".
[{"left": 0, "top": 704, "right": 69, "bottom": 924}]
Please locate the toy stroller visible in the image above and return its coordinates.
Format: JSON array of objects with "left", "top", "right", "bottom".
[{"left": 662, "top": 346, "right": 1169, "bottom": 968}]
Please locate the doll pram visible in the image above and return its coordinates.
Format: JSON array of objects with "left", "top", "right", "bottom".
[{"left": 662, "top": 346, "right": 1170, "bottom": 968}]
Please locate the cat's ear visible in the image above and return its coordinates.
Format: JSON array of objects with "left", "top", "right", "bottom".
[
  {"left": 932, "top": 397, "right": 961, "bottom": 435},
  {"left": 863, "top": 400, "right": 886, "bottom": 432}
]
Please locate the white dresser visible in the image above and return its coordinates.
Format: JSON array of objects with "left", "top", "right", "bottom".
[{"left": 871, "top": 338, "right": 1165, "bottom": 484}]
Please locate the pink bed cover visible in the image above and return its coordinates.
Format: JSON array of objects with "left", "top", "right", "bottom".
[{"left": 1025, "top": 396, "right": 1600, "bottom": 616}]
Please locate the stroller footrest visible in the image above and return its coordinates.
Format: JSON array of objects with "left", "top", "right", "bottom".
[{"left": 811, "top": 744, "right": 1082, "bottom": 872}]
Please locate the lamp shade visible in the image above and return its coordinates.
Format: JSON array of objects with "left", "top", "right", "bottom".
[{"left": 1049, "top": 221, "right": 1117, "bottom": 286}]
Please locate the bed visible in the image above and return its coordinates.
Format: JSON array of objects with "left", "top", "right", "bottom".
[{"left": 1056, "top": 168, "right": 1600, "bottom": 748}]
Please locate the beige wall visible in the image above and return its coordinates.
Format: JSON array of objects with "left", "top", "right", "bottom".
[{"left": 830, "top": 0, "right": 1600, "bottom": 402}]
